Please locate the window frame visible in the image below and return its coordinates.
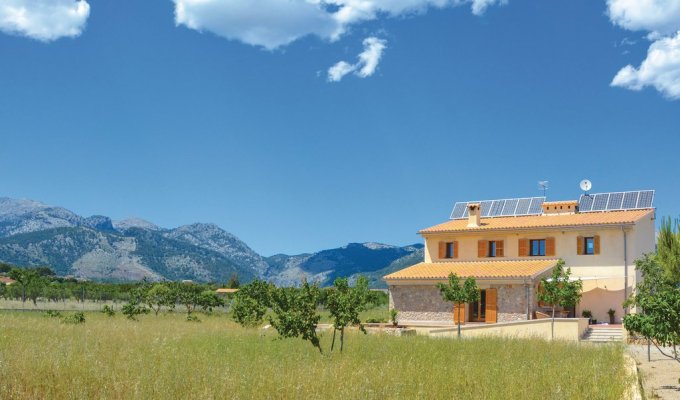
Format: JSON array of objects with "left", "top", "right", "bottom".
[
  {"left": 584, "top": 237, "right": 595, "bottom": 255},
  {"left": 529, "top": 239, "right": 546, "bottom": 257},
  {"left": 488, "top": 241, "right": 497, "bottom": 257},
  {"left": 445, "top": 242, "right": 455, "bottom": 259}
]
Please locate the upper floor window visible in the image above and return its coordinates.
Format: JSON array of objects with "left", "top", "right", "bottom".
[
  {"left": 488, "top": 241, "right": 497, "bottom": 257},
  {"left": 578, "top": 235, "right": 599, "bottom": 255},
  {"left": 445, "top": 242, "right": 456, "bottom": 258},
  {"left": 478, "top": 240, "right": 504, "bottom": 258},
  {"left": 584, "top": 237, "right": 595, "bottom": 255},
  {"left": 530, "top": 239, "right": 546, "bottom": 256},
  {"left": 439, "top": 241, "right": 457, "bottom": 259}
]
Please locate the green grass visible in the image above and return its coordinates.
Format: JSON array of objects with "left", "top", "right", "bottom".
[{"left": 0, "top": 311, "right": 629, "bottom": 399}]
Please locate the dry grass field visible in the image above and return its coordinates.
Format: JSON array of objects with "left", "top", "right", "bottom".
[{"left": 0, "top": 311, "right": 629, "bottom": 399}]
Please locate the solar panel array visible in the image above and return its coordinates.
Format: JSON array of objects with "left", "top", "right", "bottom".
[
  {"left": 450, "top": 197, "right": 545, "bottom": 220},
  {"left": 578, "top": 190, "right": 655, "bottom": 213}
]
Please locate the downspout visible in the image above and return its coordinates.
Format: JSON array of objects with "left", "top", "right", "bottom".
[{"left": 622, "top": 226, "right": 628, "bottom": 316}]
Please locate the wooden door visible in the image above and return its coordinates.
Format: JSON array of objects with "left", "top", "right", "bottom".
[
  {"left": 486, "top": 288, "right": 497, "bottom": 324},
  {"left": 453, "top": 302, "right": 466, "bottom": 325}
]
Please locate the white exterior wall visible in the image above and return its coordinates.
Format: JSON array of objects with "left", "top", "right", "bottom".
[{"left": 421, "top": 210, "right": 656, "bottom": 323}]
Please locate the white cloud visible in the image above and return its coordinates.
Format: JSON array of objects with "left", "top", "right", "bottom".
[
  {"left": 611, "top": 31, "right": 680, "bottom": 99},
  {"left": 0, "top": 0, "right": 90, "bottom": 42},
  {"left": 607, "top": 0, "right": 680, "bottom": 35},
  {"left": 327, "top": 36, "right": 386, "bottom": 82},
  {"left": 173, "top": 0, "right": 505, "bottom": 50},
  {"left": 607, "top": 0, "right": 680, "bottom": 100}
]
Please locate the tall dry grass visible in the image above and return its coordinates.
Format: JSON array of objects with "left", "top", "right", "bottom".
[{"left": 0, "top": 311, "right": 628, "bottom": 399}]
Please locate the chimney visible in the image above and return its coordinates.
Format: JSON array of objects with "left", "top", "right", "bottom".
[{"left": 467, "top": 203, "right": 481, "bottom": 228}]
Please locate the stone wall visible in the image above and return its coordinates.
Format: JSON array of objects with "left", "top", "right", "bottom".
[
  {"left": 493, "top": 284, "right": 529, "bottom": 322},
  {"left": 390, "top": 283, "right": 535, "bottom": 324},
  {"left": 390, "top": 285, "right": 453, "bottom": 323}
]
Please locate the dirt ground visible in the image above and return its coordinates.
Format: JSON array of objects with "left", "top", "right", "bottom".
[{"left": 629, "top": 345, "right": 680, "bottom": 399}]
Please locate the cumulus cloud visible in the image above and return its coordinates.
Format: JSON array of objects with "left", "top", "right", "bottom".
[
  {"left": 607, "top": 0, "right": 680, "bottom": 99},
  {"left": 611, "top": 32, "right": 680, "bottom": 99},
  {"left": 607, "top": 0, "right": 680, "bottom": 36},
  {"left": 0, "top": 0, "right": 90, "bottom": 42},
  {"left": 328, "top": 37, "right": 386, "bottom": 82},
  {"left": 173, "top": 0, "right": 505, "bottom": 50}
]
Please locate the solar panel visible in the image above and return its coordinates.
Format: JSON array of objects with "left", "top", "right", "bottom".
[
  {"left": 579, "top": 195, "right": 594, "bottom": 212},
  {"left": 622, "top": 192, "right": 638, "bottom": 209},
  {"left": 529, "top": 198, "right": 544, "bottom": 214},
  {"left": 450, "top": 197, "right": 545, "bottom": 219},
  {"left": 578, "top": 190, "right": 655, "bottom": 213},
  {"left": 638, "top": 191, "right": 654, "bottom": 208},
  {"left": 607, "top": 192, "right": 624, "bottom": 210},
  {"left": 592, "top": 193, "right": 609, "bottom": 211},
  {"left": 501, "top": 199, "right": 519, "bottom": 216},
  {"left": 450, "top": 203, "right": 467, "bottom": 219}
]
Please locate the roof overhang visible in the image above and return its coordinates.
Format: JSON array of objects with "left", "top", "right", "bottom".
[{"left": 384, "top": 259, "right": 558, "bottom": 284}]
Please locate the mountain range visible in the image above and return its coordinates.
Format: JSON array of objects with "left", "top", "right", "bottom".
[{"left": 0, "top": 197, "right": 421, "bottom": 287}]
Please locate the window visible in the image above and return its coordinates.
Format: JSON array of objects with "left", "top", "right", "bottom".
[
  {"left": 488, "top": 241, "right": 497, "bottom": 257},
  {"left": 584, "top": 237, "right": 595, "bottom": 255},
  {"left": 530, "top": 239, "right": 546, "bottom": 256},
  {"left": 445, "top": 242, "right": 455, "bottom": 258}
]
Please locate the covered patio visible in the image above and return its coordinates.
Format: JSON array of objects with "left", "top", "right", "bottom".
[{"left": 384, "top": 259, "right": 558, "bottom": 326}]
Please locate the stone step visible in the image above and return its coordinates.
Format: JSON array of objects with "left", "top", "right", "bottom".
[{"left": 580, "top": 327, "right": 624, "bottom": 342}]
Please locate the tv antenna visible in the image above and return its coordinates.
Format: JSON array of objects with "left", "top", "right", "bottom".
[
  {"left": 538, "top": 181, "right": 549, "bottom": 198},
  {"left": 580, "top": 179, "right": 592, "bottom": 195}
]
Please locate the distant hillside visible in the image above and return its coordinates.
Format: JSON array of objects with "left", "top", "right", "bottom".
[
  {"left": 0, "top": 197, "right": 423, "bottom": 285},
  {"left": 265, "top": 243, "right": 423, "bottom": 287}
]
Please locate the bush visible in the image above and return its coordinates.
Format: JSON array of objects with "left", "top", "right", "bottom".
[
  {"left": 45, "top": 310, "right": 62, "bottom": 318},
  {"left": 62, "top": 312, "right": 86, "bottom": 324},
  {"left": 102, "top": 305, "right": 116, "bottom": 317},
  {"left": 122, "top": 302, "right": 149, "bottom": 320},
  {"left": 581, "top": 309, "right": 592, "bottom": 319},
  {"left": 186, "top": 314, "right": 201, "bottom": 322}
]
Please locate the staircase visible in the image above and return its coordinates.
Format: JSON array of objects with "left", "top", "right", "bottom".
[{"left": 580, "top": 326, "right": 624, "bottom": 343}]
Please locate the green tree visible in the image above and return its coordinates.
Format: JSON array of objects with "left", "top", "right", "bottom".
[
  {"left": 326, "top": 276, "right": 370, "bottom": 352},
  {"left": 624, "top": 254, "right": 680, "bottom": 369},
  {"left": 198, "top": 290, "right": 225, "bottom": 313},
  {"left": 145, "top": 283, "right": 176, "bottom": 315},
  {"left": 122, "top": 287, "right": 149, "bottom": 320},
  {"left": 537, "top": 260, "right": 583, "bottom": 339},
  {"left": 657, "top": 217, "right": 680, "bottom": 283},
  {"left": 268, "top": 281, "right": 323, "bottom": 354},
  {"left": 232, "top": 279, "right": 273, "bottom": 327},
  {"left": 8, "top": 268, "right": 40, "bottom": 304},
  {"left": 438, "top": 273, "right": 480, "bottom": 338}
]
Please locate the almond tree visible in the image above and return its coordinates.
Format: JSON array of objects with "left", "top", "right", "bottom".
[
  {"left": 326, "top": 276, "right": 370, "bottom": 352},
  {"left": 624, "top": 254, "right": 680, "bottom": 372},
  {"left": 268, "top": 280, "right": 323, "bottom": 354},
  {"left": 538, "top": 260, "right": 583, "bottom": 339},
  {"left": 438, "top": 272, "right": 480, "bottom": 338}
]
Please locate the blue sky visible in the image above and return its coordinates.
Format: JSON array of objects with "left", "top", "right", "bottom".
[{"left": 1, "top": 0, "right": 679, "bottom": 255}]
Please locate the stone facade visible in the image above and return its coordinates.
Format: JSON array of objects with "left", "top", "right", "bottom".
[
  {"left": 390, "top": 285, "right": 454, "bottom": 323},
  {"left": 390, "top": 283, "right": 538, "bottom": 324}
]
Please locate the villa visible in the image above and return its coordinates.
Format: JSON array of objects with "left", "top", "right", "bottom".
[{"left": 385, "top": 191, "right": 655, "bottom": 326}]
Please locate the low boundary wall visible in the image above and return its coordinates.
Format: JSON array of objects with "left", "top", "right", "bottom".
[{"left": 428, "top": 318, "right": 590, "bottom": 341}]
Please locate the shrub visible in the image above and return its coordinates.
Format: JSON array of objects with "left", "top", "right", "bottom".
[
  {"left": 122, "top": 302, "right": 149, "bottom": 320},
  {"left": 62, "top": 312, "right": 86, "bottom": 324},
  {"left": 45, "top": 310, "right": 62, "bottom": 318},
  {"left": 186, "top": 314, "right": 201, "bottom": 322},
  {"left": 390, "top": 309, "right": 398, "bottom": 326},
  {"left": 102, "top": 305, "right": 116, "bottom": 317},
  {"left": 581, "top": 309, "right": 592, "bottom": 319}
]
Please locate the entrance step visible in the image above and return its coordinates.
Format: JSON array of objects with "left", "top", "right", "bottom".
[{"left": 580, "top": 327, "right": 624, "bottom": 343}]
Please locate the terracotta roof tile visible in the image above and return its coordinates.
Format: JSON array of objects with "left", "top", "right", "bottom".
[
  {"left": 384, "top": 259, "right": 559, "bottom": 280},
  {"left": 420, "top": 209, "right": 653, "bottom": 234}
]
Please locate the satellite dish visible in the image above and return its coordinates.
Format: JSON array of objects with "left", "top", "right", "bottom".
[{"left": 580, "top": 179, "right": 592, "bottom": 192}]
